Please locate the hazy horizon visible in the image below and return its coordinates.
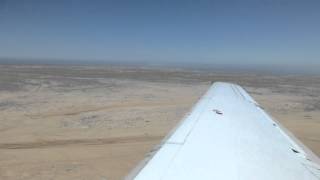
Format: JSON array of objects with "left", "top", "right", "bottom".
[
  {"left": 1, "top": 57, "right": 320, "bottom": 75},
  {"left": 1, "top": 0, "right": 319, "bottom": 74}
]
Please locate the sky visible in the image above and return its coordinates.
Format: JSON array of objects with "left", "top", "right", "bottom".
[{"left": 0, "top": 0, "right": 320, "bottom": 72}]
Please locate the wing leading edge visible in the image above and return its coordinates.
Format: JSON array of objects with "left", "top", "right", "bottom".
[{"left": 128, "top": 82, "right": 320, "bottom": 180}]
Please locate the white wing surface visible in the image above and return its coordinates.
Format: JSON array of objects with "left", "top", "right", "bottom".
[{"left": 129, "top": 82, "right": 320, "bottom": 180}]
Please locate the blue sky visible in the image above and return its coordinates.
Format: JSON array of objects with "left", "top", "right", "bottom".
[{"left": 0, "top": 0, "right": 319, "bottom": 71}]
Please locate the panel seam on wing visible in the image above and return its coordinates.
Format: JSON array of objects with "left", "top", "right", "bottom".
[{"left": 157, "top": 91, "right": 215, "bottom": 179}]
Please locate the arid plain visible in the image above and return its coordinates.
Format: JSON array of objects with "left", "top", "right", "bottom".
[{"left": 0, "top": 65, "right": 319, "bottom": 180}]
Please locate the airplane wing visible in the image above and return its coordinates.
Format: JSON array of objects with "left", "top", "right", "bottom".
[{"left": 127, "top": 82, "right": 320, "bottom": 180}]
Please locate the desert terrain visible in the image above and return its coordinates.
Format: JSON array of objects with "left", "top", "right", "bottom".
[{"left": 0, "top": 65, "right": 319, "bottom": 180}]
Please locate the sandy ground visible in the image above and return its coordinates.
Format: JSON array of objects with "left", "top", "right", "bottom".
[{"left": 0, "top": 65, "right": 319, "bottom": 180}]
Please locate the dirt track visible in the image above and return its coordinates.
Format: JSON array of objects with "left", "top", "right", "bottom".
[{"left": 0, "top": 136, "right": 162, "bottom": 150}]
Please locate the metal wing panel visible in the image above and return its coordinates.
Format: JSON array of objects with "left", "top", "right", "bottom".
[{"left": 131, "top": 82, "right": 320, "bottom": 180}]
